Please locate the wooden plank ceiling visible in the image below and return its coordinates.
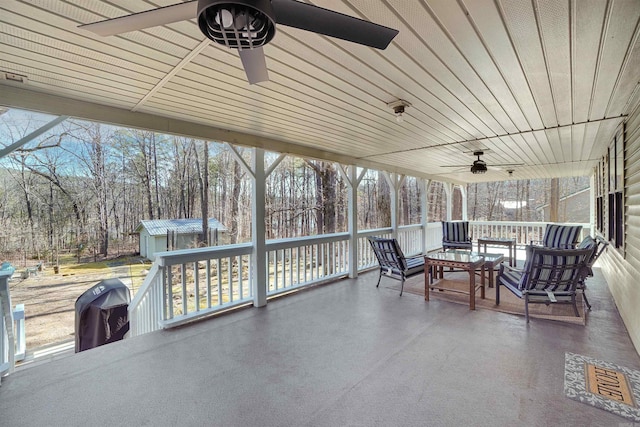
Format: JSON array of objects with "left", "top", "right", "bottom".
[{"left": 0, "top": 0, "right": 639, "bottom": 183}]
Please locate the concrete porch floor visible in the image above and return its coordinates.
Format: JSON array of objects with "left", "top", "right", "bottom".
[{"left": 1, "top": 268, "right": 639, "bottom": 426}]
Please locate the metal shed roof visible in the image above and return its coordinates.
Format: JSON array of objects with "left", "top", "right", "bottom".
[{"left": 135, "top": 218, "right": 227, "bottom": 236}]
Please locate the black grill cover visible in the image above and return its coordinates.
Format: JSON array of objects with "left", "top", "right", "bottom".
[{"left": 75, "top": 278, "right": 131, "bottom": 353}]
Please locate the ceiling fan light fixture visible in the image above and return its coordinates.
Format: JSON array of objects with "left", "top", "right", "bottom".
[
  {"left": 198, "top": 0, "right": 276, "bottom": 49},
  {"left": 471, "top": 161, "right": 487, "bottom": 174}
]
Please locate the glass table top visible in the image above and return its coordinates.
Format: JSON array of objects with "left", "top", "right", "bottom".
[{"left": 427, "top": 250, "right": 504, "bottom": 263}]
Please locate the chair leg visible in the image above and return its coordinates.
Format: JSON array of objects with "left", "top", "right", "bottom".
[
  {"left": 400, "top": 278, "right": 404, "bottom": 296},
  {"left": 376, "top": 271, "right": 382, "bottom": 288},
  {"left": 582, "top": 288, "right": 592, "bottom": 310},
  {"left": 525, "top": 295, "right": 530, "bottom": 323},
  {"left": 572, "top": 294, "right": 580, "bottom": 317},
  {"left": 495, "top": 283, "right": 500, "bottom": 305}
]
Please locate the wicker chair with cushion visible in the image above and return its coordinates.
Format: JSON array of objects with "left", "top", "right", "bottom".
[
  {"left": 532, "top": 223, "right": 583, "bottom": 249},
  {"left": 441, "top": 221, "right": 472, "bottom": 251},
  {"left": 368, "top": 237, "right": 425, "bottom": 296},
  {"left": 496, "top": 246, "right": 593, "bottom": 322}
]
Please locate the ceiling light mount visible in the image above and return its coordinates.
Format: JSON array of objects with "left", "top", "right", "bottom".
[
  {"left": 387, "top": 99, "right": 411, "bottom": 123},
  {"left": 1, "top": 71, "right": 28, "bottom": 84}
]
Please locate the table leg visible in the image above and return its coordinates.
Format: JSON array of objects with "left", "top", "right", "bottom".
[
  {"left": 488, "top": 265, "right": 494, "bottom": 288},
  {"left": 469, "top": 268, "right": 475, "bottom": 310},
  {"left": 480, "top": 264, "right": 485, "bottom": 299},
  {"left": 424, "top": 264, "right": 430, "bottom": 301}
]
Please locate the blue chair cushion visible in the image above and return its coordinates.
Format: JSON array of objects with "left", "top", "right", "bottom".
[
  {"left": 542, "top": 224, "right": 582, "bottom": 248},
  {"left": 442, "top": 221, "right": 470, "bottom": 243}
]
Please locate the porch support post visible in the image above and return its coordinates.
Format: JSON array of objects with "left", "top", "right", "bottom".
[
  {"left": 421, "top": 179, "right": 430, "bottom": 254},
  {"left": 444, "top": 182, "right": 453, "bottom": 221},
  {"left": 251, "top": 148, "right": 267, "bottom": 307},
  {"left": 383, "top": 172, "right": 405, "bottom": 238},
  {"left": 460, "top": 185, "right": 468, "bottom": 221},
  {"left": 339, "top": 165, "right": 364, "bottom": 279},
  {"left": 590, "top": 173, "right": 596, "bottom": 236}
]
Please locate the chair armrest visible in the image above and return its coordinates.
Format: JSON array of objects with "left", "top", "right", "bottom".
[
  {"left": 498, "top": 263, "right": 523, "bottom": 277},
  {"left": 404, "top": 254, "right": 424, "bottom": 260}
]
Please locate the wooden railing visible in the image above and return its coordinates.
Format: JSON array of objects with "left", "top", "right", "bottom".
[
  {"left": 469, "top": 221, "right": 589, "bottom": 247},
  {"left": 128, "top": 220, "right": 590, "bottom": 338},
  {"left": 0, "top": 271, "right": 25, "bottom": 383}
]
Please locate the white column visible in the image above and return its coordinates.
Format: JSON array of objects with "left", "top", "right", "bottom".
[
  {"left": 384, "top": 173, "right": 405, "bottom": 238},
  {"left": 251, "top": 149, "right": 267, "bottom": 307},
  {"left": 460, "top": 185, "right": 468, "bottom": 221},
  {"left": 590, "top": 173, "right": 596, "bottom": 236},
  {"left": 444, "top": 182, "right": 453, "bottom": 221},
  {"left": 421, "top": 179, "right": 430, "bottom": 253},
  {"left": 347, "top": 166, "right": 358, "bottom": 278}
]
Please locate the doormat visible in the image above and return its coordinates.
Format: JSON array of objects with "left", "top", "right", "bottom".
[{"left": 564, "top": 352, "right": 640, "bottom": 422}]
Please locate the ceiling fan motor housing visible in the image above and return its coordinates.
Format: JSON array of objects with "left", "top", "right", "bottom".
[
  {"left": 471, "top": 159, "right": 487, "bottom": 174},
  {"left": 198, "top": 0, "right": 276, "bottom": 49}
]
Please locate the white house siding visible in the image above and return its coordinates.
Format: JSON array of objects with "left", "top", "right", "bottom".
[{"left": 601, "top": 101, "right": 640, "bottom": 354}]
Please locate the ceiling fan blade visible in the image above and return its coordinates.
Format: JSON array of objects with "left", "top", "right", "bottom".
[
  {"left": 79, "top": 1, "right": 197, "bottom": 36},
  {"left": 271, "top": 0, "right": 398, "bottom": 49},
  {"left": 239, "top": 47, "right": 269, "bottom": 84}
]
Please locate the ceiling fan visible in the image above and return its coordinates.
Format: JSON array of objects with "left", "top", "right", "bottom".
[
  {"left": 440, "top": 151, "right": 523, "bottom": 175},
  {"left": 79, "top": 0, "right": 399, "bottom": 84}
]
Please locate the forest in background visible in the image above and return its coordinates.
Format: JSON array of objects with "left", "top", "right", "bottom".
[{"left": 0, "top": 109, "right": 589, "bottom": 265}]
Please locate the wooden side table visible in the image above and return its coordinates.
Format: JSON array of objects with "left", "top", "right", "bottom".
[{"left": 477, "top": 237, "right": 516, "bottom": 267}]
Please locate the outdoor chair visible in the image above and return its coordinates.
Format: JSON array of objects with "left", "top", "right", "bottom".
[
  {"left": 576, "top": 235, "right": 609, "bottom": 310},
  {"left": 531, "top": 223, "right": 583, "bottom": 249},
  {"left": 496, "top": 246, "right": 593, "bottom": 322},
  {"left": 441, "top": 221, "right": 472, "bottom": 251},
  {"left": 368, "top": 237, "right": 425, "bottom": 296}
]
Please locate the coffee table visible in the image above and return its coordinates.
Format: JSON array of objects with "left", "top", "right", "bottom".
[
  {"left": 444, "top": 250, "right": 504, "bottom": 288},
  {"left": 477, "top": 237, "right": 516, "bottom": 267},
  {"left": 424, "top": 252, "right": 485, "bottom": 310}
]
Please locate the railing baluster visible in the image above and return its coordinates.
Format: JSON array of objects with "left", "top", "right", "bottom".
[
  {"left": 217, "top": 258, "right": 222, "bottom": 306},
  {"left": 227, "top": 257, "right": 233, "bottom": 303},
  {"left": 181, "top": 264, "right": 187, "bottom": 315},
  {"left": 239, "top": 256, "right": 244, "bottom": 300},
  {"left": 194, "top": 261, "right": 200, "bottom": 312},
  {"left": 206, "top": 259, "right": 212, "bottom": 309},
  {"left": 166, "top": 266, "right": 173, "bottom": 320}
]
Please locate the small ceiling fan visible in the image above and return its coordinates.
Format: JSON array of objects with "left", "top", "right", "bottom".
[
  {"left": 79, "top": 0, "right": 399, "bottom": 84},
  {"left": 440, "top": 151, "right": 523, "bottom": 175}
]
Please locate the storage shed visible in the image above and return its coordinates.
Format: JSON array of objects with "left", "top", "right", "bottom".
[{"left": 135, "top": 218, "right": 226, "bottom": 261}]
